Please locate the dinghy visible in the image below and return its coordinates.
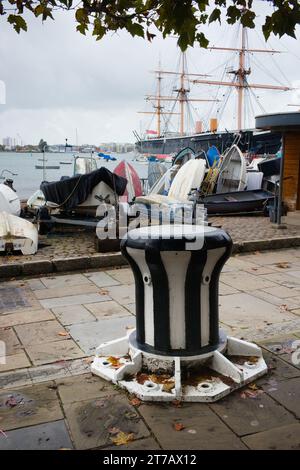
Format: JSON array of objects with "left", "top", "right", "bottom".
[
  {"left": 0, "top": 183, "right": 21, "bottom": 216},
  {"left": 0, "top": 212, "right": 38, "bottom": 255},
  {"left": 136, "top": 159, "right": 206, "bottom": 205},
  {"left": 114, "top": 160, "right": 143, "bottom": 202},
  {"left": 148, "top": 162, "right": 167, "bottom": 190},
  {"left": 202, "top": 189, "right": 274, "bottom": 215},
  {"left": 216, "top": 145, "right": 247, "bottom": 193}
]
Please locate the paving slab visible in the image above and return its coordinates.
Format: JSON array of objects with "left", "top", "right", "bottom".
[
  {"left": 0, "top": 328, "right": 22, "bottom": 356},
  {"left": 258, "top": 334, "right": 299, "bottom": 355},
  {"left": 28, "top": 358, "right": 91, "bottom": 384},
  {"left": 51, "top": 305, "right": 96, "bottom": 326},
  {"left": 264, "top": 377, "right": 300, "bottom": 418},
  {"left": 0, "top": 351, "right": 31, "bottom": 373},
  {"left": 0, "top": 383, "right": 63, "bottom": 431},
  {"left": 219, "top": 283, "right": 240, "bottom": 296},
  {"left": 67, "top": 316, "right": 134, "bottom": 355},
  {"left": 57, "top": 373, "right": 119, "bottom": 404},
  {"left": 85, "top": 300, "right": 131, "bottom": 319},
  {"left": 26, "top": 279, "right": 46, "bottom": 291},
  {"left": 40, "top": 273, "right": 92, "bottom": 289},
  {"left": 84, "top": 272, "right": 120, "bottom": 287},
  {"left": 0, "top": 369, "right": 32, "bottom": 389},
  {"left": 33, "top": 284, "right": 99, "bottom": 300},
  {"left": 106, "top": 268, "right": 134, "bottom": 285},
  {"left": 211, "top": 389, "right": 296, "bottom": 437},
  {"left": 250, "top": 289, "right": 300, "bottom": 312},
  {"left": 26, "top": 339, "right": 85, "bottom": 366},
  {"left": 106, "top": 284, "right": 135, "bottom": 305},
  {"left": 64, "top": 394, "right": 149, "bottom": 450},
  {"left": 260, "top": 272, "right": 300, "bottom": 288},
  {"left": 242, "top": 423, "right": 300, "bottom": 450},
  {"left": 0, "top": 309, "right": 54, "bottom": 328},
  {"left": 15, "top": 320, "right": 69, "bottom": 346},
  {"left": 0, "top": 286, "right": 32, "bottom": 313},
  {"left": 40, "top": 293, "right": 111, "bottom": 309},
  {"left": 219, "top": 293, "right": 296, "bottom": 329},
  {"left": 0, "top": 420, "right": 73, "bottom": 450},
  {"left": 220, "top": 271, "right": 277, "bottom": 291},
  {"left": 258, "top": 350, "right": 300, "bottom": 382},
  {"left": 262, "top": 285, "right": 300, "bottom": 299},
  {"left": 139, "top": 403, "right": 246, "bottom": 450}
]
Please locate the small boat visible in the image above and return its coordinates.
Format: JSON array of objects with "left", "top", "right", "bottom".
[
  {"left": 0, "top": 183, "right": 21, "bottom": 216},
  {"left": 202, "top": 189, "right": 274, "bottom": 215},
  {"left": 114, "top": 160, "right": 143, "bottom": 202},
  {"left": 137, "top": 159, "right": 206, "bottom": 204},
  {"left": 35, "top": 165, "right": 60, "bottom": 170},
  {"left": 258, "top": 156, "right": 281, "bottom": 177},
  {"left": 216, "top": 145, "right": 247, "bottom": 193},
  {"left": 59, "top": 161, "right": 72, "bottom": 165},
  {"left": 0, "top": 211, "right": 38, "bottom": 255},
  {"left": 135, "top": 154, "right": 148, "bottom": 164},
  {"left": 148, "top": 162, "right": 167, "bottom": 189}
]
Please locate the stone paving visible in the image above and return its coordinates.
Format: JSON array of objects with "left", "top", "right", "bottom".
[
  {"left": 0, "top": 248, "right": 300, "bottom": 449},
  {"left": 0, "top": 216, "right": 299, "bottom": 266}
]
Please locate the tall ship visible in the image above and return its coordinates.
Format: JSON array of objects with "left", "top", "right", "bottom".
[{"left": 135, "top": 22, "right": 292, "bottom": 157}]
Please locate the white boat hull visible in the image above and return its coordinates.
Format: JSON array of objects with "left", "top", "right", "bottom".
[
  {"left": 0, "top": 184, "right": 21, "bottom": 216},
  {"left": 0, "top": 212, "right": 38, "bottom": 255},
  {"left": 217, "top": 145, "right": 247, "bottom": 193}
]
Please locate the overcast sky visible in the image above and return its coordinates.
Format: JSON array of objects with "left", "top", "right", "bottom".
[{"left": 0, "top": 1, "right": 299, "bottom": 145}]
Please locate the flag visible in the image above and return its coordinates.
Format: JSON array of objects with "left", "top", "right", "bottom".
[{"left": 146, "top": 130, "right": 158, "bottom": 135}]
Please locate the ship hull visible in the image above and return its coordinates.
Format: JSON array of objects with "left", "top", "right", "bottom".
[{"left": 136, "top": 129, "right": 282, "bottom": 156}]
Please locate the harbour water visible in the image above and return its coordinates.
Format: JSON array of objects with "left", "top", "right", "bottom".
[{"left": 0, "top": 151, "right": 148, "bottom": 199}]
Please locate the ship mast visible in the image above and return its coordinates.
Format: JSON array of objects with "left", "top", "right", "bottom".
[
  {"left": 138, "top": 62, "right": 180, "bottom": 136},
  {"left": 142, "top": 54, "right": 217, "bottom": 136},
  {"left": 192, "top": 22, "right": 291, "bottom": 131}
]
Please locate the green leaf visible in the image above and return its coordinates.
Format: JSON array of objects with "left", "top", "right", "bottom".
[
  {"left": 7, "top": 14, "right": 27, "bottom": 33},
  {"left": 126, "top": 22, "right": 144, "bottom": 38},
  {"left": 196, "top": 31, "right": 209, "bottom": 48},
  {"left": 209, "top": 8, "right": 221, "bottom": 24}
]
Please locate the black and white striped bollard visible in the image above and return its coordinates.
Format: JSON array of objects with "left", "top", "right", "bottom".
[{"left": 92, "top": 225, "right": 267, "bottom": 402}]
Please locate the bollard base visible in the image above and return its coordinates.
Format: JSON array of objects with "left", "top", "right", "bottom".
[{"left": 91, "top": 330, "right": 268, "bottom": 402}]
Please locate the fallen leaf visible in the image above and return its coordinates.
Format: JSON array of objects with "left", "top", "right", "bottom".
[
  {"left": 83, "top": 357, "right": 94, "bottom": 364},
  {"left": 107, "top": 356, "right": 122, "bottom": 369},
  {"left": 248, "top": 383, "right": 259, "bottom": 391},
  {"left": 162, "top": 381, "right": 175, "bottom": 392},
  {"left": 111, "top": 431, "right": 134, "bottom": 446},
  {"left": 95, "top": 400, "right": 106, "bottom": 408},
  {"left": 275, "top": 262, "right": 290, "bottom": 269},
  {"left": 240, "top": 387, "right": 264, "bottom": 399},
  {"left": 172, "top": 400, "right": 183, "bottom": 408},
  {"left": 187, "top": 429, "right": 197, "bottom": 434},
  {"left": 58, "top": 331, "right": 69, "bottom": 337},
  {"left": 173, "top": 423, "right": 185, "bottom": 431},
  {"left": 130, "top": 397, "right": 141, "bottom": 407},
  {"left": 100, "top": 288, "right": 109, "bottom": 295},
  {"left": 108, "top": 427, "right": 120, "bottom": 435},
  {"left": 5, "top": 397, "right": 18, "bottom": 408}
]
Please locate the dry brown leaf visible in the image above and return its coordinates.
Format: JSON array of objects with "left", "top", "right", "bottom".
[
  {"left": 162, "top": 381, "right": 175, "bottom": 392},
  {"left": 108, "top": 426, "right": 120, "bottom": 435},
  {"left": 275, "top": 262, "right": 290, "bottom": 269},
  {"left": 111, "top": 431, "right": 135, "bottom": 446},
  {"left": 107, "top": 356, "right": 122, "bottom": 369},
  {"left": 100, "top": 288, "right": 109, "bottom": 295},
  {"left": 130, "top": 397, "right": 141, "bottom": 407},
  {"left": 174, "top": 423, "right": 185, "bottom": 431},
  {"left": 172, "top": 400, "right": 183, "bottom": 408}
]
